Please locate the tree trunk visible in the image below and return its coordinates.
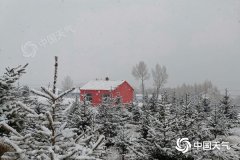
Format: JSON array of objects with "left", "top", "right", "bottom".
[
  {"left": 156, "top": 87, "right": 160, "bottom": 100},
  {"left": 51, "top": 56, "right": 58, "bottom": 146},
  {"left": 141, "top": 79, "right": 144, "bottom": 100},
  {"left": 121, "top": 154, "right": 125, "bottom": 160}
]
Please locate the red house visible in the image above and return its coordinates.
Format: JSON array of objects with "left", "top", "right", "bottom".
[{"left": 80, "top": 79, "right": 134, "bottom": 106}]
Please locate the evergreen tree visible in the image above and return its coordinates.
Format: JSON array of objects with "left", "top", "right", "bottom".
[
  {"left": 177, "top": 102, "right": 196, "bottom": 140},
  {"left": 208, "top": 105, "right": 228, "bottom": 139},
  {"left": 133, "top": 95, "right": 180, "bottom": 160},
  {"left": 131, "top": 103, "right": 141, "bottom": 124},
  {"left": 192, "top": 100, "right": 212, "bottom": 142},
  {"left": 114, "top": 106, "right": 132, "bottom": 160},
  {"left": 0, "top": 57, "right": 104, "bottom": 159},
  {"left": 68, "top": 97, "right": 94, "bottom": 133},
  {"left": 0, "top": 64, "right": 28, "bottom": 135},
  {"left": 115, "top": 126, "right": 131, "bottom": 160},
  {"left": 148, "top": 93, "right": 158, "bottom": 113},
  {"left": 202, "top": 95, "right": 211, "bottom": 113},
  {"left": 220, "top": 89, "right": 237, "bottom": 121},
  {"left": 96, "top": 99, "right": 117, "bottom": 148}
]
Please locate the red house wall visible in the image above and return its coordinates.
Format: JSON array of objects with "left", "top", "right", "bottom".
[
  {"left": 112, "top": 81, "right": 134, "bottom": 104},
  {"left": 80, "top": 81, "right": 134, "bottom": 106}
]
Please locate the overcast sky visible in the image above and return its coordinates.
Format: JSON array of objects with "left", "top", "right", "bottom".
[{"left": 0, "top": 0, "right": 240, "bottom": 93}]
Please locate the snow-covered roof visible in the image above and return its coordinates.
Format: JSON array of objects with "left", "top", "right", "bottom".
[{"left": 80, "top": 80, "right": 125, "bottom": 90}]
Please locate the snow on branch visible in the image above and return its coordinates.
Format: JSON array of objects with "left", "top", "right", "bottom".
[
  {"left": 5, "top": 63, "right": 28, "bottom": 78},
  {"left": 0, "top": 80, "right": 8, "bottom": 87},
  {"left": 154, "top": 142, "right": 162, "bottom": 151},
  {"left": 46, "top": 112, "right": 54, "bottom": 127},
  {"left": 91, "top": 135, "right": 105, "bottom": 151},
  {"left": 0, "top": 122, "right": 22, "bottom": 137},
  {"left": 59, "top": 122, "right": 67, "bottom": 131},
  {"left": 128, "top": 146, "right": 144, "bottom": 157},
  {"left": 59, "top": 150, "right": 78, "bottom": 160},
  {"left": 2, "top": 138, "right": 25, "bottom": 159},
  {"left": 56, "top": 88, "right": 75, "bottom": 100},
  {"left": 16, "top": 101, "right": 37, "bottom": 115},
  {"left": 31, "top": 89, "right": 51, "bottom": 99},
  {"left": 76, "top": 135, "right": 94, "bottom": 144},
  {"left": 182, "top": 101, "right": 192, "bottom": 108},
  {"left": 75, "top": 133, "right": 86, "bottom": 143},
  {"left": 39, "top": 126, "right": 52, "bottom": 136},
  {"left": 49, "top": 147, "right": 57, "bottom": 160},
  {"left": 15, "top": 63, "right": 28, "bottom": 75},
  {"left": 41, "top": 87, "right": 57, "bottom": 100}
]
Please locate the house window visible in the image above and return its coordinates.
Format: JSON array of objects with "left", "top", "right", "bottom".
[
  {"left": 86, "top": 93, "right": 92, "bottom": 102},
  {"left": 102, "top": 94, "right": 110, "bottom": 103}
]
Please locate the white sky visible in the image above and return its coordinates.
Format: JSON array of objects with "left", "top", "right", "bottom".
[{"left": 0, "top": 0, "right": 240, "bottom": 93}]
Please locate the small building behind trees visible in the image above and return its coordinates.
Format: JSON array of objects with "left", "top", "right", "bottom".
[{"left": 80, "top": 78, "right": 134, "bottom": 106}]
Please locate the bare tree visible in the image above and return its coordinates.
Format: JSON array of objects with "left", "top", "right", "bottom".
[
  {"left": 152, "top": 64, "right": 168, "bottom": 99},
  {"left": 132, "top": 61, "right": 150, "bottom": 98},
  {"left": 61, "top": 75, "right": 74, "bottom": 91}
]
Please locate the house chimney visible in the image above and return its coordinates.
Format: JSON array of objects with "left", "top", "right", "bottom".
[{"left": 105, "top": 77, "right": 109, "bottom": 81}]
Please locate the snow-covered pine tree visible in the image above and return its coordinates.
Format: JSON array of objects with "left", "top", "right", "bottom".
[
  {"left": 220, "top": 89, "right": 238, "bottom": 124},
  {"left": 0, "top": 64, "right": 28, "bottom": 136},
  {"left": 143, "top": 99, "right": 178, "bottom": 159},
  {"left": 17, "top": 86, "right": 35, "bottom": 105},
  {"left": 130, "top": 103, "right": 141, "bottom": 124},
  {"left": 113, "top": 104, "right": 131, "bottom": 125},
  {"left": 66, "top": 96, "right": 107, "bottom": 158},
  {"left": 130, "top": 93, "right": 160, "bottom": 159},
  {"left": 96, "top": 95, "right": 120, "bottom": 149},
  {"left": 148, "top": 93, "right": 158, "bottom": 113},
  {"left": 108, "top": 102, "right": 131, "bottom": 159},
  {"left": 135, "top": 97, "right": 152, "bottom": 142},
  {"left": 171, "top": 90, "right": 177, "bottom": 105},
  {"left": 132, "top": 91, "right": 192, "bottom": 160},
  {"left": 67, "top": 96, "right": 94, "bottom": 133},
  {"left": 192, "top": 99, "right": 212, "bottom": 142},
  {"left": 221, "top": 89, "right": 231, "bottom": 117},
  {"left": 193, "top": 102, "right": 239, "bottom": 160},
  {"left": 176, "top": 95, "right": 196, "bottom": 140},
  {"left": 208, "top": 105, "right": 228, "bottom": 139},
  {"left": 192, "top": 92, "right": 239, "bottom": 160},
  {"left": 138, "top": 111, "right": 151, "bottom": 141},
  {"left": 114, "top": 125, "right": 131, "bottom": 160},
  {"left": 1, "top": 57, "right": 105, "bottom": 159},
  {"left": 202, "top": 95, "right": 211, "bottom": 113}
]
